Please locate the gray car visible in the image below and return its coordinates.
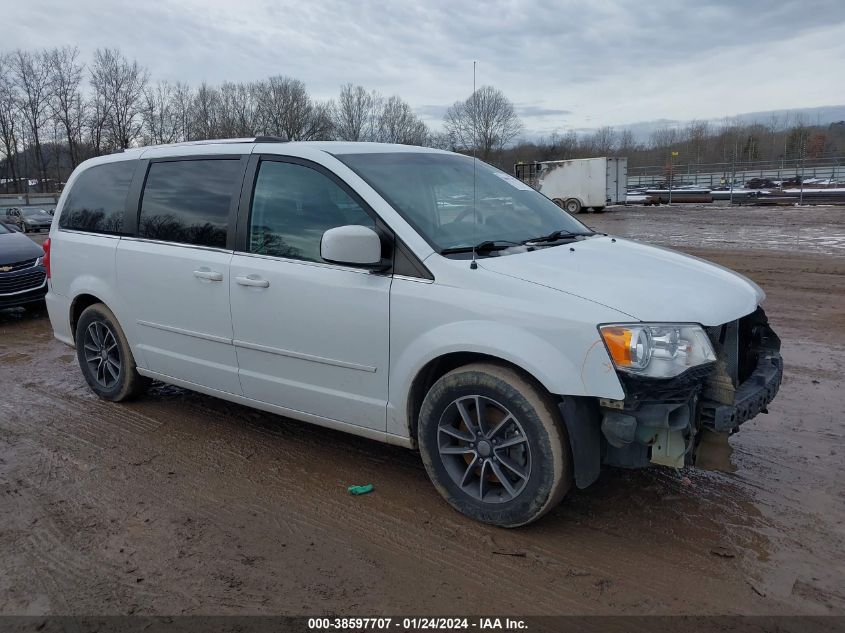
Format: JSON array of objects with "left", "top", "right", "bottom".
[{"left": 5, "top": 207, "right": 53, "bottom": 233}]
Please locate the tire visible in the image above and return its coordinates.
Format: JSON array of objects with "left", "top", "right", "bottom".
[
  {"left": 418, "top": 362, "right": 572, "bottom": 527},
  {"left": 552, "top": 198, "right": 566, "bottom": 209},
  {"left": 564, "top": 198, "right": 582, "bottom": 214},
  {"left": 75, "top": 303, "right": 150, "bottom": 401}
]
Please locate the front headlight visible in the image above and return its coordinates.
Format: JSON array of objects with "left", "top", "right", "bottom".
[{"left": 599, "top": 323, "right": 716, "bottom": 379}]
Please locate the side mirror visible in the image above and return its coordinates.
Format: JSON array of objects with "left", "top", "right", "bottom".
[{"left": 321, "top": 225, "right": 387, "bottom": 269}]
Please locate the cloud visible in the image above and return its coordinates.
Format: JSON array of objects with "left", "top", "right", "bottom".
[
  {"left": 5, "top": 0, "right": 845, "bottom": 134},
  {"left": 515, "top": 105, "right": 573, "bottom": 118}
]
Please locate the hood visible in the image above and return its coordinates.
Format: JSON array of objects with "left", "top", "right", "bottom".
[
  {"left": 480, "top": 236, "right": 763, "bottom": 326},
  {"left": 0, "top": 230, "right": 45, "bottom": 265}
]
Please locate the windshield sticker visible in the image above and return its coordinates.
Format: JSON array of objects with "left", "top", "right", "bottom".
[{"left": 493, "top": 172, "right": 534, "bottom": 191}]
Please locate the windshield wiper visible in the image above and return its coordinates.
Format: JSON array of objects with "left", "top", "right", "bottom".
[
  {"left": 440, "top": 240, "right": 519, "bottom": 255},
  {"left": 520, "top": 229, "right": 595, "bottom": 245}
]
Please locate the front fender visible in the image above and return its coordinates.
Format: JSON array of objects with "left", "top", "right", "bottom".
[{"left": 387, "top": 319, "right": 624, "bottom": 439}]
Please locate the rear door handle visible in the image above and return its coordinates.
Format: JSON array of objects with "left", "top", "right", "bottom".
[
  {"left": 235, "top": 275, "right": 270, "bottom": 288},
  {"left": 193, "top": 269, "right": 224, "bottom": 282}
]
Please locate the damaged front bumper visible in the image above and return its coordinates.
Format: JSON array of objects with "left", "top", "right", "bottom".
[
  {"left": 699, "top": 349, "right": 783, "bottom": 433},
  {"left": 562, "top": 308, "right": 782, "bottom": 488}
]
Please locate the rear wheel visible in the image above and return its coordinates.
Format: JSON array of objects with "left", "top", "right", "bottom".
[
  {"left": 75, "top": 303, "right": 150, "bottom": 401},
  {"left": 564, "top": 198, "right": 582, "bottom": 214},
  {"left": 418, "top": 363, "right": 572, "bottom": 527}
]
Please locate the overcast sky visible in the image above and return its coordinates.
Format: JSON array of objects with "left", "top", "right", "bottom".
[{"left": 9, "top": 0, "right": 845, "bottom": 137}]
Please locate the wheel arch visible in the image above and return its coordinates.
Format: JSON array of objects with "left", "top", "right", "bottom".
[
  {"left": 405, "top": 351, "right": 556, "bottom": 447},
  {"left": 70, "top": 292, "right": 107, "bottom": 338}
]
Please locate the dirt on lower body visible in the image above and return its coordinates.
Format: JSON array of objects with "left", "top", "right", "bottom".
[{"left": 1, "top": 206, "right": 844, "bottom": 615}]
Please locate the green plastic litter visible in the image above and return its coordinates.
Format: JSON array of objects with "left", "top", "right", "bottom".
[{"left": 347, "top": 484, "right": 374, "bottom": 496}]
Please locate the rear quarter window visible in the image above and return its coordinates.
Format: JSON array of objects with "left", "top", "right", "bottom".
[{"left": 59, "top": 160, "right": 136, "bottom": 234}]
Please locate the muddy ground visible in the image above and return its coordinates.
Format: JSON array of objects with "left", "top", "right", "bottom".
[{"left": 2, "top": 205, "right": 844, "bottom": 616}]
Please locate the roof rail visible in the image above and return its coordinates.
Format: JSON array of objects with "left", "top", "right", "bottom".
[{"left": 254, "top": 136, "right": 288, "bottom": 143}]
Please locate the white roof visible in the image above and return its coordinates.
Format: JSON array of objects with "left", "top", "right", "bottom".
[
  {"left": 76, "top": 140, "right": 451, "bottom": 170},
  {"left": 138, "top": 139, "right": 446, "bottom": 155}
]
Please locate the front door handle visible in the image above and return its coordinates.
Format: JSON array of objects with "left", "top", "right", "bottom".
[
  {"left": 235, "top": 275, "right": 270, "bottom": 288},
  {"left": 193, "top": 268, "right": 224, "bottom": 282}
]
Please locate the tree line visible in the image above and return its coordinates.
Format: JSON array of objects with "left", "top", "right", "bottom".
[
  {"left": 0, "top": 47, "right": 526, "bottom": 192},
  {"left": 507, "top": 114, "right": 845, "bottom": 173},
  {"left": 2, "top": 45, "right": 842, "bottom": 193}
]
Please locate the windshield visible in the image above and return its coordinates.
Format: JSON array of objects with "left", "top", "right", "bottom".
[
  {"left": 336, "top": 152, "right": 591, "bottom": 253},
  {"left": 22, "top": 208, "right": 49, "bottom": 217}
]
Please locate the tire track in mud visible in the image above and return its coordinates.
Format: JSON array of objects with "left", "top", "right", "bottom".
[
  {"left": 126, "top": 395, "right": 627, "bottom": 612},
  {"left": 85, "top": 394, "right": 760, "bottom": 611},
  {"left": 5, "top": 370, "right": 770, "bottom": 614}
]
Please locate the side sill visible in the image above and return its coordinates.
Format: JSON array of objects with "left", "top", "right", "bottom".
[{"left": 135, "top": 368, "right": 414, "bottom": 449}]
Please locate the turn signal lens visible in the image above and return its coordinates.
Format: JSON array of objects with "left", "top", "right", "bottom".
[
  {"left": 602, "top": 327, "right": 633, "bottom": 364},
  {"left": 600, "top": 325, "right": 652, "bottom": 370}
]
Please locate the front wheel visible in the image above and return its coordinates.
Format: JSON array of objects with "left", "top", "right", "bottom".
[
  {"left": 418, "top": 363, "right": 572, "bottom": 527},
  {"left": 75, "top": 303, "right": 150, "bottom": 401}
]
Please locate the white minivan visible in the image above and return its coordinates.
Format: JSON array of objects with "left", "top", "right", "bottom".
[{"left": 45, "top": 139, "right": 782, "bottom": 526}]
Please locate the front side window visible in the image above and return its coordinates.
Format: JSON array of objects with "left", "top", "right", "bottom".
[
  {"left": 59, "top": 161, "right": 135, "bottom": 234},
  {"left": 248, "top": 160, "right": 374, "bottom": 263},
  {"left": 336, "top": 152, "right": 591, "bottom": 254},
  {"left": 138, "top": 159, "right": 242, "bottom": 248}
]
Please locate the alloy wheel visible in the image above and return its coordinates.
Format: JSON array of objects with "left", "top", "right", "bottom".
[
  {"left": 437, "top": 395, "right": 532, "bottom": 503},
  {"left": 83, "top": 321, "right": 122, "bottom": 389}
]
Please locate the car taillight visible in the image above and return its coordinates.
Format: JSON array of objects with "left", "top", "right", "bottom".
[{"left": 42, "top": 237, "right": 51, "bottom": 279}]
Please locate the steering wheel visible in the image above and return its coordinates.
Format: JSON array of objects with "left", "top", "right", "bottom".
[{"left": 451, "top": 208, "right": 478, "bottom": 224}]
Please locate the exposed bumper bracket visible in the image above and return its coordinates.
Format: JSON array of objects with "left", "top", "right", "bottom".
[{"left": 700, "top": 351, "right": 783, "bottom": 432}]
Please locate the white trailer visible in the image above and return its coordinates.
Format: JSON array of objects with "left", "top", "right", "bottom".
[{"left": 515, "top": 157, "right": 627, "bottom": 214}]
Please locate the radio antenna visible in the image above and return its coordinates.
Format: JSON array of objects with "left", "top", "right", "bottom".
[{"left": 470, "top": 61, "right": 478, "bottom": 270}]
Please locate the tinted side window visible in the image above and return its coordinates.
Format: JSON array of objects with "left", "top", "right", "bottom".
[
  {"left": 138, "top": 159, "right": 242, "bottom": 248},
  {"left": 249, "top": 161, "right": 374, "bottom": 262},
  {"left": 59, "top": 161, "right": 135, "bottom": 234}
]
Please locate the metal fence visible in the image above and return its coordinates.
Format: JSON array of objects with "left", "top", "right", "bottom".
[
  {"left": 0, "top": 192, "right": 60, "bottom": 210},
  {"left": 628, "top": 156, "right": 843, "bottom": 188}
]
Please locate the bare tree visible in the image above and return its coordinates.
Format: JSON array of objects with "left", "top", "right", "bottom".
[
  {"left": 0, "top": 53, "right": 22, "bottom": 191},
  {"left": 616, "top": 129, "right": 637, "bottom": 156},
  {"left": 332, "top": 83, "right": 380, "bottom": 141},
  {"left": 190, "top": 82, "right": 221, "bottom": 140},
  {"left": 87, "top": 86, "right": 109, "bottom": 156},
  {"left": 171, "top": 81, "right": 193, "bottom": 142},
  {"left": 685, "top": 120, "right": 709, "bottom": 164},
  {"left": 12, "top": 49, "right": 51, "bottom": 185},
  {"left": 377, "top": 95, "right": 428, "bottom": 145},
  {"left": 255, "top": 76, "right": 332, "bottom": 141},
  {"left": 90, "top": 48, "right": 149, "bottom": 150},
  {"left": 141, "top": 80, "right": 180, "bottom": 145},
  {"left": 218, "top": 81, "right": 257, "bottom": 138},
  {"left": 47, "top": 46, "right": 86, "bottom": 168},
  {"left": 443, "top": 85, "right": 523, "bottom": 160},
  {"left": 586, "top": 126, "right": 616, "bottom": 156}
]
